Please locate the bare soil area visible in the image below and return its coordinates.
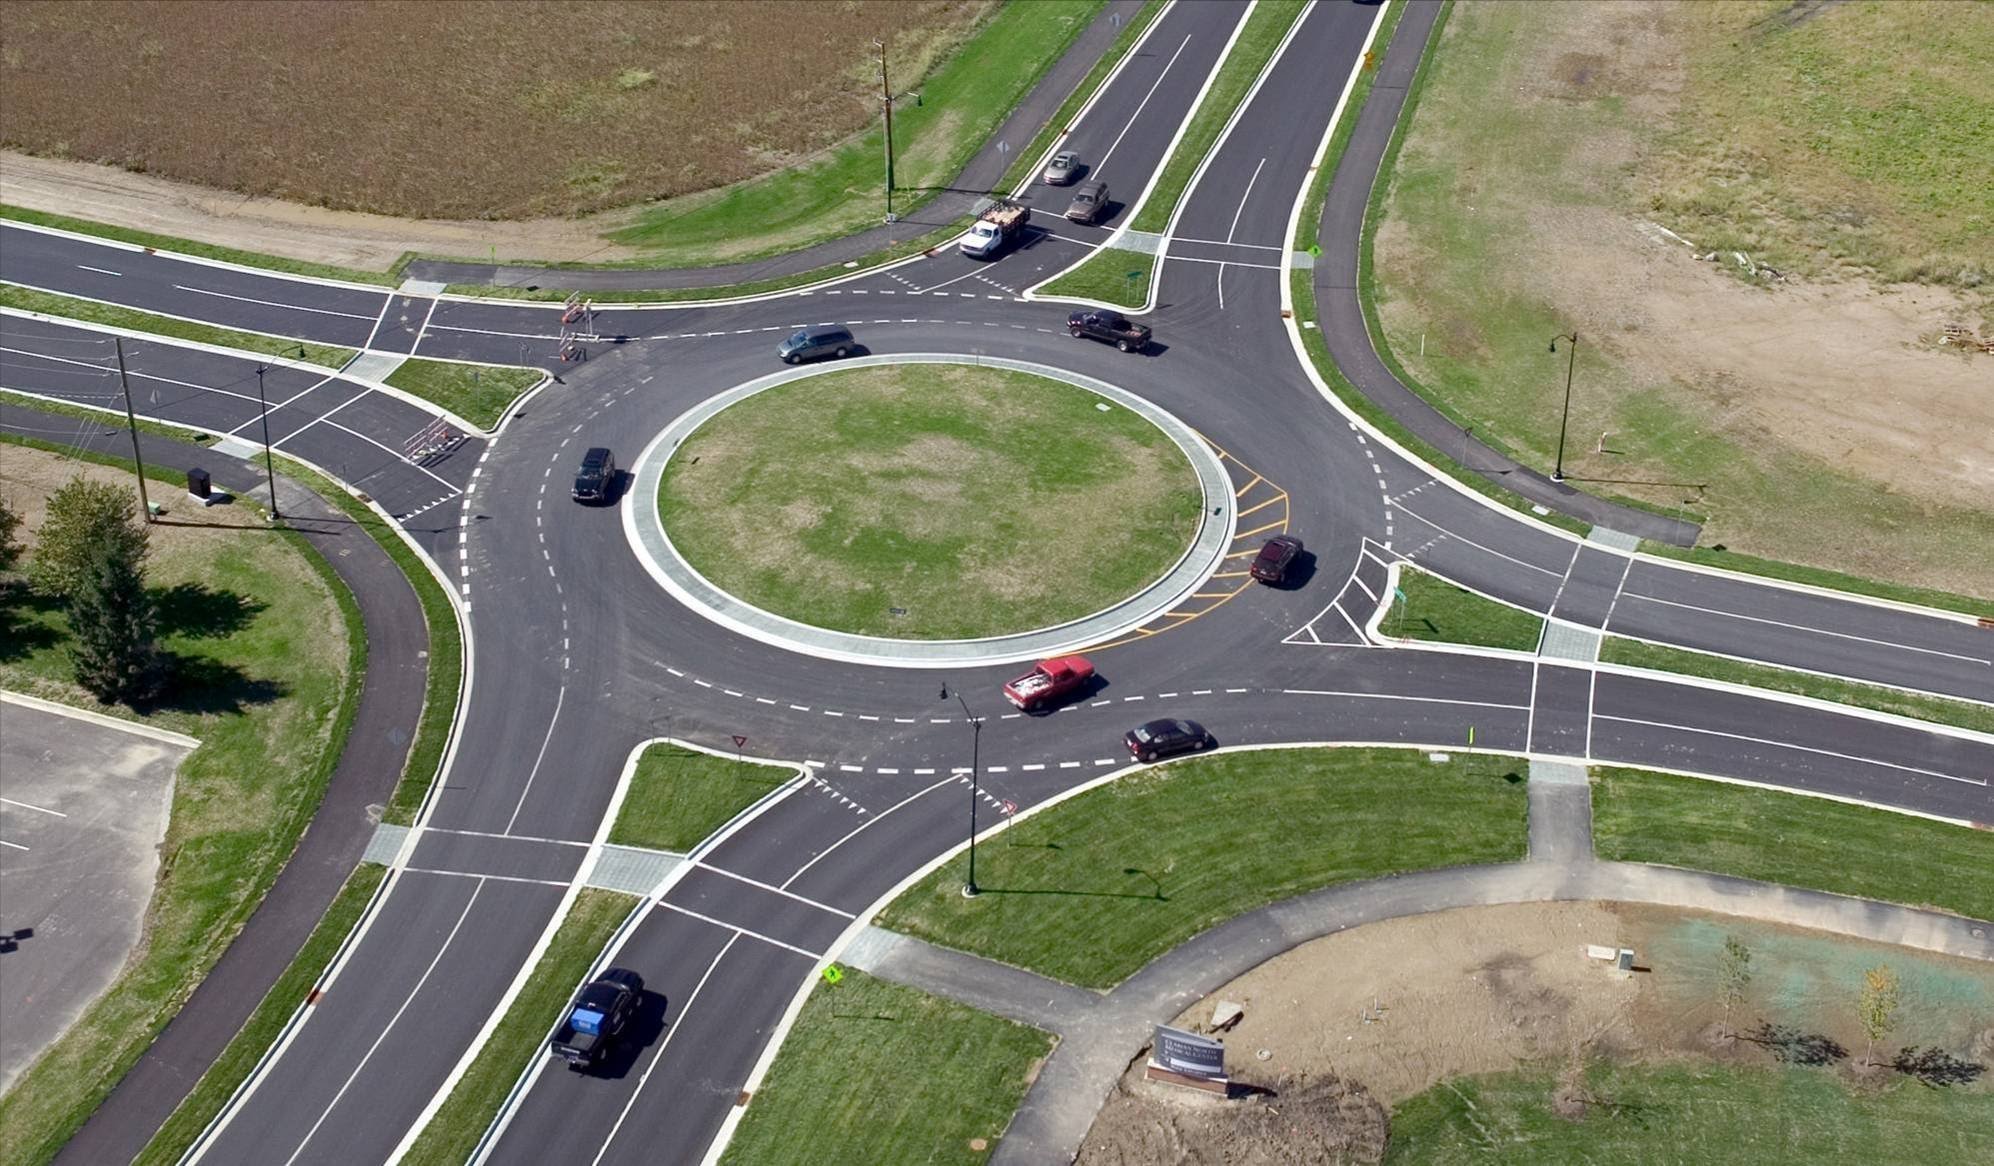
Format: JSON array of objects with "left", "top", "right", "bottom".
[
  {"left": 1077, "top": 901, "right": 1994, "bottom": 1163},
  {"left": 0, "top": 0, "right": 986, "bottom": 221}
]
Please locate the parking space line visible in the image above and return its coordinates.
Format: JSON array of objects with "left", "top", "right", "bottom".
[{"left": 0, "top": 796, "right": 66, "bottom": 817}]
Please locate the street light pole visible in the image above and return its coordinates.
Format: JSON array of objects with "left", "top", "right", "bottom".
[
  {"left": 875, "top": 37, "right": 896, "bottom": 223},
  {"left": 113, "top": 338, "right": 153, "bottom": 523},
  {"left": 1547, "top": 332, "right": 1579, "bottom": 482},
  {"left": 950, "top": 689, "right": 981, "bottom": 897},
  {"left": 255, "top": 365, "right": 280, "bottom": 519}
]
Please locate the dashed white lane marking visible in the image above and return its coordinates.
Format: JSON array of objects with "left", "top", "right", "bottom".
[
  {"left": 1, "top": 796, "right": 66, "bottom": 817},
  {"left": 838, "top": 764, "right": 862, "bottom": 773},
  {"left": 790, "top": 704, "right": 811, "bottom": 712}
]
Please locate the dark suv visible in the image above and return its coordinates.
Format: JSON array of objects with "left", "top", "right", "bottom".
[
  {"left": 1249, "top": 535, "right": 1304, "bottom": 584},
  {"left": 779, "top": 325, "right": 856, "bottom": 364},
  {"left": 1124, "top": 717, "right": 1213, "bottom": 764},
  {"left": 572, "top": 446, "right": 617, "bottom": 504},
  {"left": 1068, "top": 310, "right": 1152, "bottom": 353}
]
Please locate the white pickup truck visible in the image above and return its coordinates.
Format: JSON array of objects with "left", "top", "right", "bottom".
[{"left": 960, "top": 202, "right": 1030, "bottom": 259}]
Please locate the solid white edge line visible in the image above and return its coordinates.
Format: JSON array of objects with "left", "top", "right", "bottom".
[{"left": 1, "top": 217, "right": 400, "bottom": 293}]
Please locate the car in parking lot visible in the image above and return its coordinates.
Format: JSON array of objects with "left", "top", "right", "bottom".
[
  {"left": 1124, "top": 717, "right": 1213, "bottom": 764},
  {"left": 1042, "top": 151, "right": 1083, "bottom": 186},
  {"left": 1068, "top": 309, "right": 1151, "bottom": 353},
  {"left": 1249, "top": 534, "right": 1304, "bottom": 584},
  {"left": 778, "top": 325, "right": 856, "bottom": 364},
  {"left": 1065, "top": 180, "right": 1109, "bottom": 224},
  {"left": 572, "top": 446, "right": 617, "bottom": 504}
]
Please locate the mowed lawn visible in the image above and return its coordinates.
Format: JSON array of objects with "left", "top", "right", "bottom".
[
  {"left": 719, "top": 970, "right": 1052, "bottom": 1165},
  {"left": 659, "top": 364, "right": 1201, "bottom": 639},
  {"left": 0, "top": 448, "right": 359, "bottom": 1166},
  {"left": 1381, "top": 565, "right": 1543, "bottom": 651},
  {"left": 608, "top": 744, "right": 795, "bottom": 853},
  {"left": 1592, "top": 767, "right": 1994, "bottom": 924},
  {"left": 1385, "top": 1062, "right": 1994, "bottom": 1164},
  {"left": 877, "top": 748, "right": 1528, "bottom": 988}
]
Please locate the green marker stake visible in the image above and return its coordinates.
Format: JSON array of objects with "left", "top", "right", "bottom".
[
  {"left": 1468, "top": 725, "right": 1475, "bottom": 747},
  {"left": 822, "top": 965, "right": 843, "bottom": 985}
]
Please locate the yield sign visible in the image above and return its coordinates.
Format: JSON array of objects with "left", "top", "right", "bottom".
[{"left": 732, "top": 734, "right": 748, "bottom": 749}]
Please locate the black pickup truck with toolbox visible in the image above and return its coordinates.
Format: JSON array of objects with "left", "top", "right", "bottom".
[{"left": 549, "top": 968, "right": 643, "bottom": 1071}]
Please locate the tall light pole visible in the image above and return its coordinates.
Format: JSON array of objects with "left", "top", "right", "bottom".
[
  {"left": 1547, "top": 332, "right": 1579, "bottom": 482},
  {"left": 255, "top": 365, "right": 280, "bottom": 519},
  {"left": 875, "top": 37, "right": 896, "bottom": 223},
  {"left": 113, "top": 338, "right": 152, "bottom": 523},
  {"left": 947, "top": 686, "right": 982, "bottom": 897}
]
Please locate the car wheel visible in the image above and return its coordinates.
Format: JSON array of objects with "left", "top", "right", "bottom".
[
  {"left": 1140, "top": 750, "right": 1156, "bottom": 764},
  {"left": 784, "top": 354, "right": 799, "bottom": 364},
  {"left": 1070, "top": 327, "right": 1084, "bottom": 338},
  {"left": 1117, "top": 339, "right": 1132, "bottom": 352},
  {"left": 834, "top": 347, "right": 849, "bottom": 358}
]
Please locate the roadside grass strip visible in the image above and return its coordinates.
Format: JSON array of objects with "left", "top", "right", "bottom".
[
  {"left": 1041, "top": 0, "right": 1307, "bottom": 305},
  {"left": 718, "top": 969, "right": 1053, "bottom": 1166},
  {"left": 1635, "top": 542, "right": 1993, "bottom": 620},
  {"left": 0, "top": 282, "right": 357, "bottom": 368},
  {"left": 1600, "top": 637, "right": 1994, "bottom": 737},
  {"left": 0, "top": 442, "right": 363, "bottom": 1166},
  {"left": 380, "top": 359, "right": 541, "bottom": 432},
  {"left": 1384, "top": 1062, "right": 1994, "bottom": 1165},
  {"left": 399, "top": 889, "right": 638, "bottom": 1166},
  {"left": 877, "top": 748, "right": 1527, "bottom": 990},
  {"left": 1379, "top": 564, "right": 1543, "bottom": 652},
  {"left": 658, "top": 363, "right": 1201, "bottom": 640},
  {"left": 130, "top": 864, "right": 388, "bottom": 1166},
  {"left": 1592, "top": 768, "right": 1994, "bottom": 925},
  {"left": 608, "top": 743, "right": 794, "bottom": 854}
]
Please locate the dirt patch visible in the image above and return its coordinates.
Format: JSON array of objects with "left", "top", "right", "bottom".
[
  {"left": 1076, "top": 901, "right": 1994, "bottom": 1161},
  {"left": 1080, "top": 1072, "right": 1388, "bottom": 1166}
]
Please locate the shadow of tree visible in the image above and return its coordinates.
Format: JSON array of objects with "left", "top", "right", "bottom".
[
  {"left": 1893, "top": 1046, "right": 1985, "bottom": 1087},
  {"left": 0, "top": 581, "right": 63, "bottom": 662},
  {"left": 152, "top": 582, "right": 265, "bottom": 641},
  {"left": 137, "top": 652, "right": 286, "bottom": 716},
  {"left": 1746, "top": 1021, "right": 1847, "bottom": 1066}
]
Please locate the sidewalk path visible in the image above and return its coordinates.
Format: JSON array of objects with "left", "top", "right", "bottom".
[{"left": 2, "top": 403, "right": 435, "bottom": 1166}]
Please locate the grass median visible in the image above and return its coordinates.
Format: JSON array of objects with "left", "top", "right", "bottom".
[
  {"left": 1592, "top": 767, "right": 1994, "bottom": 924},
  {"left": 131, "top": 864, "right": 386, "bottom": 1166},
  {"left": 609, "top": 744, "right": 794, "bottom": 853},
  {"left": 877, "top": 747, "right": 1528, "bottom": 989},
  {"left": 1385, "top": 1061, "right": 1994, "bottom": 1164},
  {"left": 0, "top": 442, "right": 363, "bottom": 1166},
  {"left": 0, "top": 282, "right": 356, "bottom": 367},
  {"left": 381, "top": 360, "right": 541, "bottom": 432},
  {"left": 719, "top": 969, "right": 1052, "bottom": 1165},
  {"left": 399, "top": 889, "right": 638, "bottom": 1166},
  {"left": 1600, "top": 637, "right": 1994, "bottom": 736},
  {"left": 1380, "top": 564, "right": 1543, "bottom": 651}
]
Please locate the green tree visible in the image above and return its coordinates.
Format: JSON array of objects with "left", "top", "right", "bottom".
[
  {"left": 0, "top": 496, "right": 21, "bottom": 573},
  {"left": 1718, "top": 935, "right": 1753, "bottom": 1042},
  {"left": 67, "top": 540, "right": 161, "bottom": 704},
  {"left": 1858, "top": 965, "right": 1900, "bottom": 1067},
  {"left": 28, "top": 476, "right": 147, "bottom": 600}
]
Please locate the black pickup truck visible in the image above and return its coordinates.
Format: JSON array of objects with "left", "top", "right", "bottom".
[
  {"left": 549, "top": 968, "right": 643, "bottom": 1071},
  {"left": 1068, "top": 309, "right": 1152, "bottom": 353}
]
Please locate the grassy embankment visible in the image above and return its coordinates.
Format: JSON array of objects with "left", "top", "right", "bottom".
[{"left": 1041, "top": 0, "right": 1306, "bottom": 308}]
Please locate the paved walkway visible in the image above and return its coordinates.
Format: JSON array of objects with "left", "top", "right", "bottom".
[
  {"left": 843, "top": 765, "right": 1994, "bottom": 1164},
  {"left": 1, "top": 404, "right": 437, "bottom": 1166}
]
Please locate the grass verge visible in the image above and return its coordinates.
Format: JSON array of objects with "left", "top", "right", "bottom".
[
  {"left": 1592, "top": 767, "right": 1994, "bottom": 923},
  {"left": 608, "top": 744, "right": 793, "bottom": 853},
  {"left": 130, "top": 863, "right": 386, "bottom": 1166},
  {"left": 1036, "top": 246, "right": 1152, "bottom": 307},
  {"left": 1600, "top": 637, "right": 1994, "bottom": 736},
  {"left": 1385, "top": 1061, "right": 1994, "bottom": 1164},
  {"left": 399, "top": 889, "right": 638, "bottom": 1166},
  {"left": 607, "top": 2, "right": 1103, "bottom": 266},
  {"left": 877, "top": 748, "right": 1527, "bottom": 989},
  {"left": 0, "top": 283, "right": 356, "bottom": 367},
  {"left": 1128, "top": 0, "right": 1307, "bottom": 233},
  {"left": 0, "top": 442, "right": 363, "bottom": 1166},
  {"left": 659, "top": 363, "right": 1201, "bottom": 639},
  {"left": 719, "top": 969, "right": 1052, "bottom": 1165},
  {"left": 1, "top": 203, "right": 403, "bottom": 285},
  {"left": 1634, "top": 542, "right": 1994, "bottom": 621},
  {"left": 1381, "top": 564, "right": 1543, "bottom": 652},
  {"left": 381, "top": 360, "right": 542, "bottom": 432}
]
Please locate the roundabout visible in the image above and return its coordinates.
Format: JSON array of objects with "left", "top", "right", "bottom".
[{"left": 625, "top": 353, "right": 1236, "bottom": 666}]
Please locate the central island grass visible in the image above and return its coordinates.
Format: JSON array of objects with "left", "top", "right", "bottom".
[
  {"left": 608, "top": 743, "right": 795, "bottom": 853},
  {"left": 877, "top": 748, "right": 1528, "bottom": 989},
  {"left": 719, "top": 969, "right": 1052, "bottom": 1165},
  {"left": 400, "top": 889, "right": 637, "bottom": 1166},
  {"left": 660, "top": 363, "right": 1201, "bottom": 639},
  {"left": 1381, "top": 564, "right": 1544, "bottom": 652},
  {"left": 1592, "top": 767, "right": 1994, "bottom": 924},
  {"left": 1384, "top": 1062, "right": 1994, "bottom": 1164},
  {"left": 0, "top": 446, "right": 361, "bottom": 1166}
]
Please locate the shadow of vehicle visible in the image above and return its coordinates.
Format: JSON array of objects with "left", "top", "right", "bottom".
[
  {"left": 575, "top": 990, "right": 670, "bottom": 1080},
  {"left": 1263, "top": 549, "right": 1318, "bottom": 590}
]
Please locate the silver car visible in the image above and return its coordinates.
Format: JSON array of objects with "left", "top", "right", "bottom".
[{"left": 1042, "top": 151, "right": 1082, "bottom": 186}]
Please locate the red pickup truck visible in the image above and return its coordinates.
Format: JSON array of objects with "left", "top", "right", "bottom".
[{"left": 1002, "top": 655, "right": 1096, "bottom": 711}]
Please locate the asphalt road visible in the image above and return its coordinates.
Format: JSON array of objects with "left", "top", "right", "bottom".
[{"left": 1, "top": 0, "right": 1989, "bottom": 1162}]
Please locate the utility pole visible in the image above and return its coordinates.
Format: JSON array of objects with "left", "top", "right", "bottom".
[
  {"left": 876, "top": 37, "right": 896, "bottom": 222},
  {"left": 950, "top": 688, "right": 982, "bottom": 897},
  {"left": 1548, "top": 331, "right": 1579, "bottom": 482},
  {"left": 255, "top": 365, "right": 280, "bottom": 519},
  {"left": 113, "top": 338, "right": 153, "bottom": 523}
]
